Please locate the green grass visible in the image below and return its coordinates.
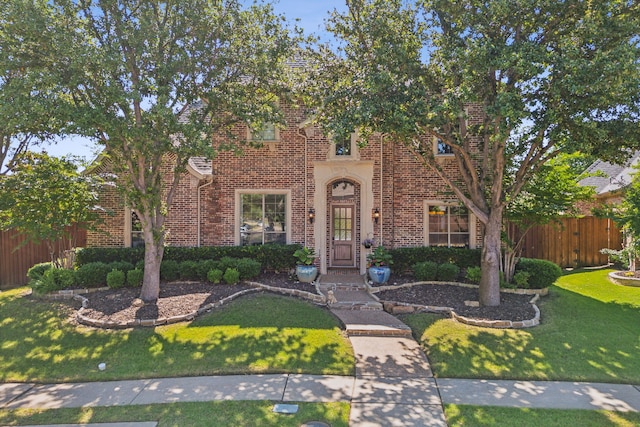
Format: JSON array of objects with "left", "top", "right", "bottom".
[
  {"left": 0, "top": 290, "right": 354, "bottom": 382},
  {"left": 403, "top": 269, "right": 640, "bottom": 383},
  {"left": 0, "top": 401, "right": 350, "bottom": 426},
  {"left": 444, "top": 404, "right": 640, "bottom": 427}
]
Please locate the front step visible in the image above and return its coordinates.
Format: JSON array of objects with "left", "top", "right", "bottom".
[{"left": 331, "top": 309, "right": 413, "bottom": 338}]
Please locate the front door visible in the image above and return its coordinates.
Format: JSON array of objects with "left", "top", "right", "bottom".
[{"left": 332, "top": 205, "right": 355, "bottom": 266}]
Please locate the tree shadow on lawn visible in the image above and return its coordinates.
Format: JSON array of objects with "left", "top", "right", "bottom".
[{"left": 405, "top": 287, "right": 640, "bottom": 383}]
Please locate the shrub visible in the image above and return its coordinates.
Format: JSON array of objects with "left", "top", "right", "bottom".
[
  {"left": 223, "top": 268, "right": 240, "bottom": 285},
  {"left": 207, "top": 268, "right": 224, "bottom": 284},
  {"left": 515, "top": 258, "right": 562, "bottom": 289},
  {"left": 135, "top": 260, "right": 145, "bottom": 270},
  {"left": 196, "top": 260, "right": 217, "bottom": 281},
  {"left": 107, "top": 269, "right": 126, "bottom": 289},
  {"left": 108, "top": 261, "right": 134, "bottom": 273},
  {"left": 34, "top": 268, "right": 76, "bottom": 293},
  {"left": 413, "top": 261, "right": 438, "bottom": 281},
  {"left": 236, "top": 258, "right": 261, "bottom": 280},
  {"left": 218, "top": 256, "right": 238, "bottom": 272},
  {"left": 76, "top": 247, "right": 144, "bottom": 266},
  {"left": 179, "top": 260, "right": 200, "bottom": 281},
  {"left": 27, "top": 262, "right": 53, "bottom": 283},
  {"left": 437, "top": 263, "right": 460, "bottom": 281},
  {"left": 75, "top": 262, "right": 112, "bottom": 287},
  {"left": 390, "top": 246, "right": 481, "bottom": 273},
  {"left": 127, "top": 269, "right": 144, "bottom": 287},
  {"left": 465, "top": 266, "right": 482, "bottom": 284},
  {"left": 160, "top": 260, "right": 180, "bottom": 282},
  {"left": 513, "top": 271, "right": 531, "bottom": 288}
]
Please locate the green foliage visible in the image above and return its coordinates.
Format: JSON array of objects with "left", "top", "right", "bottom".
[
  {"left": 413, "top": 261, "right": 438, "bottom": 281},
  {"left": 367, "top": 246, "right": 393, "bottom": 267},
  {"left": 515, "top": 258, "right": 562, "bottom": 289},
  {"left": 108, "top": 261, "right": 134, "bottom": 274},
  {"left": 106, "top": 269, "right": 126, "bottom": 289},
  {"left": 75, "top": 262, "right": 112, "bottom": 287},
  {"left": 513, "top": 271, "right": 531, "bottom": 288},
  {"left": 160, "top": 260, "right": 180, "bottom": 282},
  {"left": 465, "top": 266, "right": 481, "bottom": 284},
  {"left": 223, "top": 268, "right": 240, "bottom": 285},
  {"left": 76, "top": 247, "right": 145, "bottom": 266},
  {"left": 293, "top": 247, "right": 316, "bottom": 265},
  {"left": 236, "top": 258, "right": 262, "bottom": 280},
  {"left": 217, "top": 256, "right": 238, "bottom": 272},
  {"left": 0, "top": 152, "right": 103, "bottom": 264},
  {"left": 436, "top": 263, "right": 460, "bottom": 282},
  {"left": 179, "top": 260, "right": 200, "bottom": 281},
  {"left": 207, "top": 268, "right": 224, "bottom": 284},
  {"left": 27, "top": 262, "right": 53, "bottom": 283},
  {"left": 33, "top": 268, "right": 75, "bottom": 293},
  {"left": 195, "top": 260, "right": 217, "bottom": 281},
  {"left": 126, "top": 269, "right": 143, "bottom": 288},
  {"left": 391, "top": 247, "right": 481, "bottom": 273}
]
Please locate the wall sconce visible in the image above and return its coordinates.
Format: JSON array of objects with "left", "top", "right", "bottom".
[
  {"left": 372, "top": 208, "right": 380, "bottom": 224},
  {"left": 308, "top": 208, "right": 315, "bottom": 224}
]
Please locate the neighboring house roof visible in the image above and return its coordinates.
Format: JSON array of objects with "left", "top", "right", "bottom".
[{"left": 579, "top": 151, "right": 640, "bottom": 196}]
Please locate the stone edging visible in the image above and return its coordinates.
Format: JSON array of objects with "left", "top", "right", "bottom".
[
  {"left": 246, "top": 281, "right": 326, "bottom": 305},
  {"left": 607, "top": 271, "right": 640, "bottom": 287},
  {"left": 370, "top": 280, "right": 548, "bottom": 296},
  {"left": 370, "top": 281, "right": 543, "bottom": 329}
]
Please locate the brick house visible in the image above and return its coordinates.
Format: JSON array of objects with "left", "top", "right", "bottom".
[{"left": 88, "top": 102, "right": 483, "bottom": 275}]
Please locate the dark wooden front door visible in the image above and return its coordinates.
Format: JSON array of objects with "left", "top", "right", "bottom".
[{"left": 332, "top": 205, "right": 355, "bottom": 266}]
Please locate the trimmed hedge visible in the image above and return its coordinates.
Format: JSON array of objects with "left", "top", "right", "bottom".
[
  {"left": 437, "top": 263, "right": 461, "bottom": 281},
  {"left": 76, "top": 244, "right": 300, "bottom": 272},
  {"left": 515, "top": 258, "right": 562, "bottom": 289},
  {"left": 390, "top": 247, "right": 481, "bottom": 273},
  {"left": 413, "top": 261, "right": 438, "bottom": 281}
]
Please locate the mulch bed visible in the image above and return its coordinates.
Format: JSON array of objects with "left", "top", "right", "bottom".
[{"left": 76, "top": 272, "right": 538, "bottom": 325}]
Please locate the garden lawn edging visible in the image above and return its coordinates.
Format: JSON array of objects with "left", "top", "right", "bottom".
[{"left": 608, "top": 271, "right": 640, "bottom": 287}]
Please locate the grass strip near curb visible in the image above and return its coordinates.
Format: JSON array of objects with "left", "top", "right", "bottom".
[
  {"left": 0, "top": 290, "right": 354, "bottom": 382},
  {"left": 0, "top": 401, "right": 350, "bottom": 427},
  {"left": 403, "top": 269, "right": 640, "bottom": 383},
  {"left": 444, "top": 404, "right": 640, "bottom": 427}
]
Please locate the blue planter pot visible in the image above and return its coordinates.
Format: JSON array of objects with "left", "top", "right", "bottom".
[
  {"left": 368, "top": 266, "right": 391, "bottom": 285},
  {"left": 296, "top": 265, "right": 318, "bottom": 283}
]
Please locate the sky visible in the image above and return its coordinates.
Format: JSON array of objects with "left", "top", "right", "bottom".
[{"left": 43, "top": 0, "right": 345, "bottom": 163}]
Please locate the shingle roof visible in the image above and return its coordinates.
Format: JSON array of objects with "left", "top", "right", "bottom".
[
  {"left": 579, "top": 151, "right": 640, "bottom": 195},
  {"left": 188, "top": 156, "right": 212, "bottom": 178}
]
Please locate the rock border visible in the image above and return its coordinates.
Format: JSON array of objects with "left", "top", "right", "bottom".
[
  {"left": 246, "top": 281, "right": 327, "bottom": 305},
  {"left": 370, "top": 281, "right": 544, "bottom": 329},
  {"left": 607, "top": 271, "right": 640, "bottom": 287}
]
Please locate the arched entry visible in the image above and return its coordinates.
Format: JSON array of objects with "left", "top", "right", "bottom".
[{"left": 328, "top": 179, "right": 360, "bottom": 268}]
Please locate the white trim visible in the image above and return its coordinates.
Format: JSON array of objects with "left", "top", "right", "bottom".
[
  {"left": 234, "top": 189, "right": 291, "bottom": 246},
  {"left": 423, "top": 200, "right": 476, "bottom": 249}
]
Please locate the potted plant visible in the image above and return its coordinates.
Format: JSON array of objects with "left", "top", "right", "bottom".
[
  {"left": 367, "top": 245, "right": 393, "bottom": 285},
  {"left": 293, "top": 246, "right": 318, "bottom": 283},
  {"left": 362, "top": 237, "right": 375, "bottom": 249}
]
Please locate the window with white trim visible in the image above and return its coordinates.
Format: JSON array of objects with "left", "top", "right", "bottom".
[
  {"left": 240, "top": 193, "right": 287, "bottom": 246},
  {"left": 328, "top": 133, "right": 360, "bottom": 160},
  {"left": 435, "top": 137, "right": 454, "bottom": 156},
  {"left": 426, "top": 203, "right": 470, "bottom": 247},
  {"left": 248, "top": 122, "right": 279, "bottom": 142}
]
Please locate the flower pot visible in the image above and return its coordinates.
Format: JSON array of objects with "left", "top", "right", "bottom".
[
  {"left": 368, "top": 266, "right": 391, "bottom": 285},
  {"left": 296, "top": 265, "right": 318, "bottom": 283}
]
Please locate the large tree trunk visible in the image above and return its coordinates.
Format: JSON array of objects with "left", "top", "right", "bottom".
[
  {"left": 139, "top": 226, "right": 165, "bottom": 303},
  {"left": 479, "top": 209, "right": 502, "bottom": 306}
]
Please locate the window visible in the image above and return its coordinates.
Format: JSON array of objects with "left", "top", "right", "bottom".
[
  {"left": 335, "top": 137, "right": 352, "bottom": 156},
  {"left": 249, "top": 123, "right": 279, "bottom": 142},
  {"left": 435, "top": 138, "right": 454, "bottom": 156},
  {"left": 240, "top": 193, "right": 287, "bottom": 246},
  {"left": 427, "top": 204, "right": 470, "bottom": 247},
  {"left": 328, "top": 133, "right": 360, "bottom": 160},
  {"left": 130, "top": 211, "right": 144, "bottom": 248}
]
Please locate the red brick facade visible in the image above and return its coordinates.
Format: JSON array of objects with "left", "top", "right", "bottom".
[{"left": 89, "top": 102, "right": 484, "bottom": 274}]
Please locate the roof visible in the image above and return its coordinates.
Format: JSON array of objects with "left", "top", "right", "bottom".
[
  {"left": 187, "top": 156, "right": 213, "bottom": 179},
  {"left": 579, "top": 151, "right": 640, "bottom": 196}
]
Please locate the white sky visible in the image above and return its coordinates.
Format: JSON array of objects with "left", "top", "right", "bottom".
[{"left": 44, "top": 0, "right": 345, "bottom": 162}]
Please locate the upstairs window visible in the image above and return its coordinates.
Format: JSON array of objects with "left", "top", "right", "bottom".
[
  {"left": 328, "top": 132, "right": 360, "bottom": 160},
  {"left": 435, "top": 138, "right": 454, "bottom": 156},
  {"left": 335, "top": 137, "right": 352, "bottom": 156},
  {"left": 249, "top": 122, "right": 279, "bottom": 142}
]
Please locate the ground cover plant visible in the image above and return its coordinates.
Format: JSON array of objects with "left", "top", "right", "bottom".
[
  {"left": 0, "top": 290, "right": 353, "bottom": 383},
  {"left": 404, "top": 269, "right": 640, "bottom": 383},
  {"left": 0, "top": 401, "right": 350, "bottom": 427}
]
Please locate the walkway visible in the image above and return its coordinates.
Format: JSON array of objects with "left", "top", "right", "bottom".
[{"left": 2, "top": 273, "right": 640, "bottom": 427}]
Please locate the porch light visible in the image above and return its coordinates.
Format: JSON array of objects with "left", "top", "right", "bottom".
[
  {"left": 308, "top": 208, "right": 315, "bottom": 224},
  {"left": 372, "top": 208, "right": 380, "bottom": 224}
]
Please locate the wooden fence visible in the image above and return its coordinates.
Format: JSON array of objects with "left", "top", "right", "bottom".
[
  {"left": 0, "top": 226, "right": 86, "bottom": 289},
  {"left": 518, "top": 217, "right": 622, "bottom": 268}
]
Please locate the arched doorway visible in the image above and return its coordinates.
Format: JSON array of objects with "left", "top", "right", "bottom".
[{"left": 328, "top": 179, "right": 360, "bottom": 268}]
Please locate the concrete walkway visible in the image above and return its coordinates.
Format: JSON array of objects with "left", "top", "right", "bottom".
[{"left": 2, "top": 273, "right": 640, "bottom": 427}]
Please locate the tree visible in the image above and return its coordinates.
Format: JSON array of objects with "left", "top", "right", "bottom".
[
  {"left": 0, "top": 152, "right": 103, "bottom": 266},
  {"left": 5, "top": 0, "right": 305, "bottom": 302},
  {"left": 503, "top": 153, "right": 595, "bottom": 282},
  {"left": 309, "top": 0, "right": 640, "bottom": 305}
]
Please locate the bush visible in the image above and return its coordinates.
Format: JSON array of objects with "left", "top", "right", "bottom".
[
  {"left": 179, "top": 260, "right": 200, "bottom": 281},
  {"left": 108, "top": 261, "right": 134, "bottom": 273},
  {"left": 160, "top": 260, "right": 180, "bottom": 282},
  {"left": 217, "top": 256, "right": 238, "bottom": 272},
  {"left": 135, "top": 260, "right": 145, "bottom": 270},
  {"left": 75, "top": 262, "right": 112, "bottom": 287},
  {"left": 390, "top": 246, "right": 481, "bottom": 273},
  {"left": 437, "top": 263, "right": 460, "bottom": 281},
  {"left": 107, "top": 269, "right": 126, "bottom": 289},
  {"left": 515, "top": 258, "right": 562, "bottom": 289},
  {"left": 196, "top": 260, "right": 217, "bottom": 281},
  {"left": 27, "top": 262, "right": 53, "bottom": 283},
  {"left": 413, "top": 261, "right": 438, "bottom": 281},
  {"left": 513, "top": 271, "right": 531, "bottom": 288},
  {"left": 33, "top": 268, "right": 76, "bottom": 293},
  {"left": 236, "top": 258, "right": 261, "bottom": 280},
  {"left": 465, "top": 266, "right": 482, "bottom": 284},
  {"left": 207, "top": 268, "right": 224, "bottom": 284},
  {"left": 127, "top": 269, "right": 144, "bottom": 287},
  {"left": 223, "top": 268, "right": 240, "bottom": 285}
]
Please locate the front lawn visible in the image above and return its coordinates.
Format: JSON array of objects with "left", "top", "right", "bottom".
[
  {"left": 0, "top": 290, "right": 354, "bottom": 382},
  {"left": 404, "top": 269, "right": 640, "bottom": 383}
]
